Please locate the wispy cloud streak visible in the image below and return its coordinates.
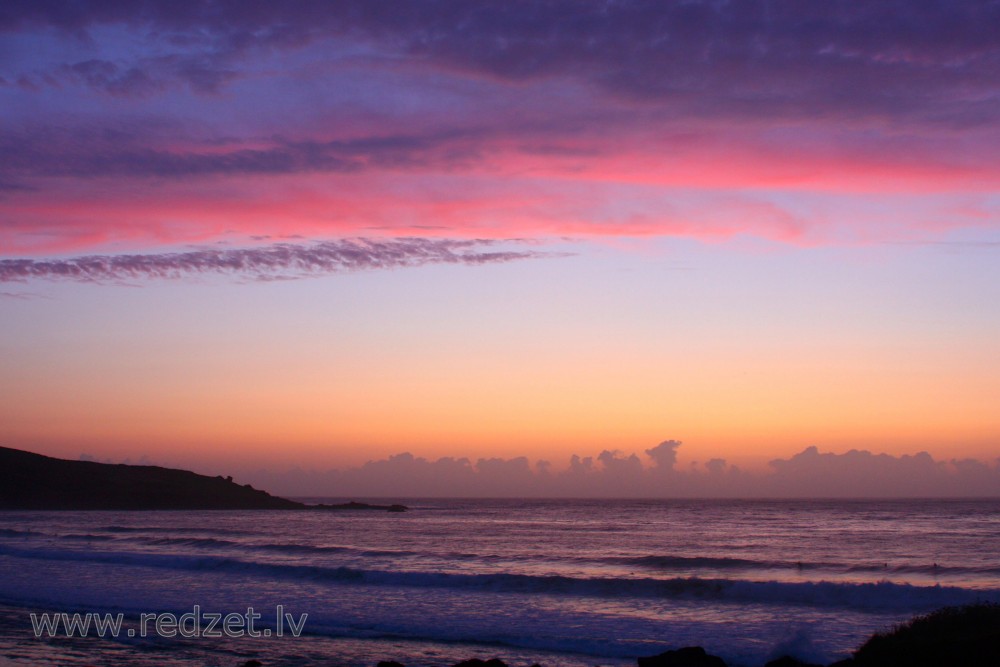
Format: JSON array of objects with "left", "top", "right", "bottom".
[{"left": 0, "top": 238, "right": 548, "bottom": 283}]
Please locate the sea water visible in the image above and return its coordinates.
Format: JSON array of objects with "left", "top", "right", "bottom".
[{"left": 1, "top": 499, "right": 999, "bottom": 667}]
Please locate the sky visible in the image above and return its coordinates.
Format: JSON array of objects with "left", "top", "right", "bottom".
[{"left": 1, "top": 1, "right": 999, "bottom": 496}]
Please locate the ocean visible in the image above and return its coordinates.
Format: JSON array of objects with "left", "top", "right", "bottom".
[{"left": 1, "top": 499, "right": 999, "bottom": 667}]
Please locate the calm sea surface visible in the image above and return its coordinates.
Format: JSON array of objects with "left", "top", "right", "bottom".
[{"left": 1, "top": 499, "right": 999, "bottom": 666}]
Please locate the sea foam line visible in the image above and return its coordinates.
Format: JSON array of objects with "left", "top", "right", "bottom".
[{"left": 0, "top": 544, "right": 995, "bottom": 611}]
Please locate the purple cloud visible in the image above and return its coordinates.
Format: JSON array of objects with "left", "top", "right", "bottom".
[
  {"left": 3, "top": 1, "right": 998, "bottom": 126},
  {"left": 236, "top": 442, "right": 1000, "bottom": 498},
  {"left": 0, "top": 126, "right": 481, "bottom": 181},
  {"left": 0, "top": 238, "right": 551, "bottom": 284},
  {"left": 2, "top": 1, "right": 997, "bottom": 251}
]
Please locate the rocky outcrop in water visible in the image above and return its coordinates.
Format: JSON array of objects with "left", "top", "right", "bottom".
[{"left": 637, "top": 646, "right": 728, "bottom": 667}]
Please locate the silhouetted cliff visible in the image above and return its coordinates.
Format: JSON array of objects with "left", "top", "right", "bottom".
[{"left": 0, "top": 446, "right": 405, "bottom": 511}]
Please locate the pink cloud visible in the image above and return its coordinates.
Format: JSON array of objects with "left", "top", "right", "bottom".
[
  {"left": 2, "top": 155, "right": 996, "bottom": 256},
  {"left": 2, "top": 2, "right": 999, "bottom": 256}
]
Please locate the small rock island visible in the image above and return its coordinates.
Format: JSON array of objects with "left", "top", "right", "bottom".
[{"left": 0, "top": 446, "right": 406, "bottom": 512}]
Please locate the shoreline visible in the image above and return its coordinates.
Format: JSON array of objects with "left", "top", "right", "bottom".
[
  {"left": 2, "top": 603, "right": 996, "bottom": 667},
  {"left": 0, "top": 601, "right": 630, "bottom": 667}
]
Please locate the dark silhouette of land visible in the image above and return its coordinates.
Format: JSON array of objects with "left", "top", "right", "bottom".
[
  {"left": 836, "top": 602, "right": 1000, "bottom": 667},
  {"left": 361, "top": 604, "right": 1000, "bottom": 667},
  {"left": 631, "top": 603, "right": 1000, "bottom": 667},
  {"left": 0, "top": 446, "right": 405, "bottom": 511}
]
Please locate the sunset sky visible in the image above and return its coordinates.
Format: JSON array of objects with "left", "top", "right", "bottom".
[{"left": 1, "top": 1, "right": 999, "bottom": 480}]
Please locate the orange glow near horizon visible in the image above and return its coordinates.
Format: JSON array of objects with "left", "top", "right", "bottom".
[
  {"left": 3, "top": 289, "right": 997, "bottom": 473},
  {"left": 2, "top": 3, "right": 999, "bottom": 485}
]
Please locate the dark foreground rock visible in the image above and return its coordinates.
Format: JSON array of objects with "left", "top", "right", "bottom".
[
  {"left": 0, "top": 445, "right": 406, "bottom": 511},
  {"left": 371, "top": 659, "right": 509, "bottom": 667},
  {"left": 453, "top": 660, "right": 508, "bottom": 667},
  {"left": 632, "top": 604, "right": 1000, "bottom": 667},
  {"left": 637, "top": 646, "right": 727, "bottom": 667},
  {"left": 238, "top": 604, "right": 1000, "bottom": 667},
  {"left": 763, "top": 657, "right": 823, "bottom": 667},
  {"left": 840, "top": 603, "right": 1000, "bottom": 667}
]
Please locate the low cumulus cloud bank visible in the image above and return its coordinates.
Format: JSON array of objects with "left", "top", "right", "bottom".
[
  {"left": 241, "top": 442, "right": 1000, "bottom": 498},
  {"left": 0, "top": 238, "right": 547, "bottom": 283}
]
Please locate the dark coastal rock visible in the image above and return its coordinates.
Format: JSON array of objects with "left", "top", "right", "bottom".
[
  {"left": 452, "top": 659, "right": 508, "bottom": 667},
  {"left": 240, "top": 661, "right": 263, "bottom": 667},
  {"left": 312, "top": 500, "right": 409, "bottom": 512},
  {"left": 377, "top": 661, "right": 406, "bottom": 667},
  {"left": 763, "top": 657, "right": 822, "bottom": 667},
  {"left": 848, "top": 603, "right": 1000, "bottom": 667},
  {"left": 637, "top": 646, "right": 727, "bottom": 667}
]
